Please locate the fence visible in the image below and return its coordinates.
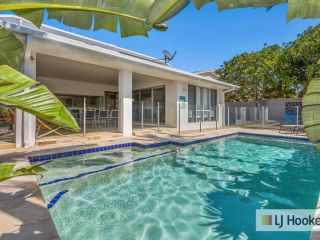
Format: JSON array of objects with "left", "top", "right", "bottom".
[
  {"left": 133, "top": 100, "right": 173, "bottom": 131},
  {"left": 36, "top": 97, "right": 119, "bottom": 140},
  {"left": 224, "top": 105, "right": 303, "bottom": 133},
  {"left": 1, "top": 102, "right": 305, "bottom": 146}
]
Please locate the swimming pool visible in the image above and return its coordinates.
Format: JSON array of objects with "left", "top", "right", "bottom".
[{"left": 35, "top": 135, "right": 320, "bottom": 240}]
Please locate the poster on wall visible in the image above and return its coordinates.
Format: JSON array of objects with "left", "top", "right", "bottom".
[{"left": 285, "top": 102, "right": 302, "bottom": 115}]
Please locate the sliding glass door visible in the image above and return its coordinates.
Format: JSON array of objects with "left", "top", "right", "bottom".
[
  {"left": 153, "top": 87, "right": 165, "bottom": 124},
  {"left": 132, "top": 90, "right": 140, "bottom": 122},
  {"left": 132, "top": 86, "right": 165, "bottom": 125}
]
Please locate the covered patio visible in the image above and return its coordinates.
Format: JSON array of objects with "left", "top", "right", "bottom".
[{"left": 35, "top": 53, "right": 176, "bottom": 142}]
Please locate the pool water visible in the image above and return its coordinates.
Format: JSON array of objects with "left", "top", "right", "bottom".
[{"left": 38, "top": 136, "right": 320, "bottom": 240}]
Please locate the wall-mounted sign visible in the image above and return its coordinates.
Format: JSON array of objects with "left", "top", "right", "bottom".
[{"left": 179, "top": 96, "right": 186, "bottom": 109}]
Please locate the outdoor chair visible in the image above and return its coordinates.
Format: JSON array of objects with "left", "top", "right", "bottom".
[
  {"left": 209, "top": 109, "right": 215, "bottom": 121},
  {"left": 279, "top": 113, "right": 303, "bottom": 134},
  {"left": 95, "top": 109, "right": 100, "bottom": 118},
  {"left": 110, "top": 109, "right": 118, "bottom": 126},
  {"left": 70, "top": 109, "right": 81, "bottom": 124},
  {"left": 196, "top": 107, "right": 202, "bottom": 122},
  {"left": 98, "top": 110, "right": 109, "bottom": 127},
  {"left": 203, "top": 109, "right": 209, "bottom": 122},
  {"left": 85, "top": 110, "right": 96, "bottom": 128},
  {"left": 188, "top": 109, "right": 194, "bottom": 122}
]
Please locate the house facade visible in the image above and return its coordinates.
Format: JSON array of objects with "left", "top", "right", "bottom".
[{"left": 0, "top": 15, "right": 238, "bottom": 148}]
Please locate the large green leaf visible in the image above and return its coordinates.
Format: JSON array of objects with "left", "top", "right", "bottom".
[
  {"left": 0, "top": 0, "right": 156, "bottom": 37},
  {"left": 0, "top": 0, "right": 215, "bottom": 37},
  {"left": 287, "top": 0, "right": 320, "bottom": 21},
  {"left": 302, "top": 79, "right": 320, "bottom": 143},
  {"left": 147, "top": 0, "right": 190, "bottom": 25},
  {"left": 0, "top": 65, "right": 80, "bottom": 131},
  {"left": 0, "top": 163, "right": 45, "bottom": 182},
  {"left": 215, "top": 0, "right": 287, "bottom": 10},
  {"left": 0, "top": 28, "right": 24, "bottom": 70},
  {"left": 215, "top": 0, "right": 320, "bottom": 21}
]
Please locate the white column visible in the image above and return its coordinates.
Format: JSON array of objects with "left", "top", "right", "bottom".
[
  {"left": 23, "top": 35, "right": 36, "bottom": 147},
  {"left": 15, "top": 34, "right": 36, "bottom": 147},
  {"left": 15, "top": 109, "right": 23, "bottom": 148},
  {"left": 217, "top": 90, "right": 225, "bottom": 127},
  {"left": 118, "top": 69, "right": 133, "bottom": 136}
]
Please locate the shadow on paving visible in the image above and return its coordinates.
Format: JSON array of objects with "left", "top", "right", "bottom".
[{"left": 0, "top": 178, "right": 59, "bottom": 240}]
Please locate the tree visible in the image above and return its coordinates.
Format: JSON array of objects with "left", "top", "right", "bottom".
[
  {"left": 218, "top": 23, "right": 320, "bottom": 144},
  {"left": 219, "top": 25, "right": 320, "bottom": 101},
  {"left": 281, "top": 26, "right": 320, "bottom": 96},
  {"left": 217, "top": 45, "right": 283, "bottom": 105}
]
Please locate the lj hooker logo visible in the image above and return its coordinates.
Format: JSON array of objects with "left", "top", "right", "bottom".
[
  {"left": 261, "top": 215, "right": 272, "bottom": 226},
  {"left": 256, "top": 210, "right": 320, "bottom": 231}
]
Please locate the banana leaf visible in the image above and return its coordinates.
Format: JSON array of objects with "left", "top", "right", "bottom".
[
  {"left": 215, "top": 0, "right": 320, "bottom": 21},
  {"left": 215, "top": 0, "right": 287, "bottom": 10},
  {"left": 0, "top": 163, "right": 45, "bottom": 182},
  {"left": 0, "top": 0, "right": 216, "bottom": 37},
  {"left": 0, "top": 0, "right": 157, "bottom": 37},
  {"left": 0, "top": 28, "right": 24, "bottom": 70},
  {"left": 302, "top": 79, "right": 320, "bottom": 143},
  {"left": 0, "top": 65, "right": 80, "bottom": 131}
]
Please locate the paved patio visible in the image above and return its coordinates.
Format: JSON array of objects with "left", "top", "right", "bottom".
[{"left": 0, "top": 127, "right": 309, "bottom": 239}]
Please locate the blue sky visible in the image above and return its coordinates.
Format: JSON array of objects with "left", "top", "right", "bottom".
[{"left": 44, "top": 3, "right": 319, "bottom": 72}]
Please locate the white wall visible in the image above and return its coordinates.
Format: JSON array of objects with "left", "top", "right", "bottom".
[
  {"left": 133, "top": 77, "right": 169, "bottom": 91},
  {"left": 165, "top": 81, "right": 178, "bottom": 127}
]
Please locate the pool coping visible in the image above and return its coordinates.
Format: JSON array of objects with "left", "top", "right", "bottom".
[{"left": 28, "top": 132, "right": 309, "bottom": 164}]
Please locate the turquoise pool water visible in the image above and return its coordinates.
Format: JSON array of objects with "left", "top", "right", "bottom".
[{"left": 38, "top": 136, "right": 320, "bottom": 240}]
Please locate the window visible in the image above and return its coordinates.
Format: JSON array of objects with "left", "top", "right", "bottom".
[
  {"left": 58, "top": 95, "right": 102, "bottom": 108},
  {"left": 188, "top": 85, "right": 196, "bottom": 123},
  {"left": 188, "top": 85, "right": 218, "bottom": 123},
  {"left": 105, "top": 91, "right": 118, "bottom": 110}
]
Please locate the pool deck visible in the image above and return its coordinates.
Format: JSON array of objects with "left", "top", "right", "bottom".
[{"left": 0, "top": 127, "right": 310, "bottom": 239}]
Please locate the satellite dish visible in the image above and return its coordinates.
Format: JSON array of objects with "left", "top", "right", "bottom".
[{"left": 163, "top": 50, "right": 177, "bottom": 65}]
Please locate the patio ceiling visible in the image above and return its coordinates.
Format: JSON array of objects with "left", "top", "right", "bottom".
[
  {"left": 37, "top": 53, "right": 119, "bottom": 85},
  {"left": 36, "top": 53, "right": 172, "bottom": 88}
]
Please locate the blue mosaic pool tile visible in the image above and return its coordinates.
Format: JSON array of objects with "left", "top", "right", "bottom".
[
  {"left": 29, "top": 132, "right": 309, "bottom": 164},
  {"left": 47, "top": 190, "right": 68, "bottom": 209}
]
